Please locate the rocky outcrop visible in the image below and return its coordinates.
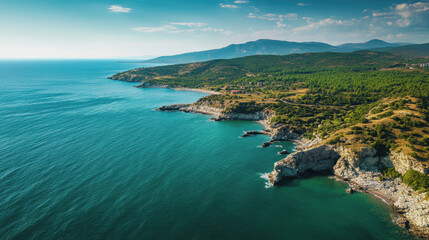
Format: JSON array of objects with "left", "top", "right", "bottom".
[
  {"left": 241, "top": 131, "right": 265, "bottom": 137},
  {"left": 333, "top": 146, "right": 379, "bottom": 179},
  {"left": 156, "top": 102, "right": 274, "bottom": 122},
  {"left": 268, "top": 124, "right": 301, "bottom": 141},
  {"left": 278, "top": 150, "right": 290, "bottom": 155},
  {"left": 156, "top": 102, "right": 223, "bottom": 116},
  {"left": 181, "top": 104, "right": 224, "bottom": 116},
  {"left": 382, "top": 151, "right": 429, "bottom": 175},
  {"left": 156, "top": 104, "right": 191, "bottom": 111},
  {"left": 217, "top": 110, "right": 274, "bottom": 122},
  {"left": 268, "top": 145, "right": 340, "bottom": 185}
]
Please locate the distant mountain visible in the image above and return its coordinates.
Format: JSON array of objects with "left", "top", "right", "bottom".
[
  {"left": 141, "top": 39, "right": 409, "bottom": 64},
  {"left": 338, "top": 39, "right": 406, "bottom": 51},
  {"left": 375, "top": 43, "right": 429, "bottom": 58}
]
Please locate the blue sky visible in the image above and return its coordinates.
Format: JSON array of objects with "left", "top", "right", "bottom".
[{"left": 1, "top": 0, "right": 428, "bottom": 58}]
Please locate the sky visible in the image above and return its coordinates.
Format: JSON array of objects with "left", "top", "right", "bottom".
[{"left": 0, "top": 0, "right": 428, "bottom": 58}]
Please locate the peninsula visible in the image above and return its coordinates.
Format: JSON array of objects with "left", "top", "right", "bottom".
[{"left": 111, "top": 50, "right": 429, "bottom": 238}]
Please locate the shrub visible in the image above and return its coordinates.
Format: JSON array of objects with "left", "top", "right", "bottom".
[
  {"left": 328, "top": 136, "right": 341, "bottom": 144},
  {"left": 383, "top": 168, "right": 401, "bottom": 179},
  {"left": 401, "top": 170, "right": 429, "bottom": 193}
]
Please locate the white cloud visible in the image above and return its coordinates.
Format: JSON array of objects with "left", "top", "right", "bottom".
[
  {"left": 387, "top": 21, "right": 393, "bottom": 26},
  {"left": 248, "top": 13, "right": 276, "bottom": 21},
  {"left": 276, "top": 21, "right": 286, "bottom": 28},
  {"left": 248, "top": 12, "right": 297, "bottom": 21},
  {"left": 297, "top": 3, "right": 309, "bottom": 7},
  {"left": 372, "top": 12, "right": 392, "bottom": 17},
  {"left": 171, "top": 22, "right": 207, "bottom": 27},
  {"left": 396, "top": 18, "right": 411, "bottom": 27},
  {"left": 133, "top": 22, "right": 232, "bottom": 35},
  {"left": 386, "top": 2, "right": 429, "bottom": 27},
  {"left": 234, "top": 0, "right": 248, "bottom": 3},
  {"left": 394, "top": 2, "right": 429, "bottom": 18},
  {"left": 108, "top": 5, "right": 132, "bottom": 13},
  {"left": 280, "top": 13, "right": 298, "bottom": 20},
  {"left": 133, "top": 25, "right": 177, "bottom": 33},
  {"left": 248, "top": 12, "right": 297, "bottom": 29},
  {"left": 293, "top": 17, "right": 351, "bottom": 32},
  {"left": 219, "top": 3, "right": 239, "bottom": 9}
]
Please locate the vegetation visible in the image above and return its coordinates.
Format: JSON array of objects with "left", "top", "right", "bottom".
[
  {"left": 112, "top": 50, "right": 429, "bottom": 162},
  {"left": 383, "top": 168, "right": 401, "bottom": 179},
  {"left": 402, "top": 170, "right": 429, "bottom": 195}
]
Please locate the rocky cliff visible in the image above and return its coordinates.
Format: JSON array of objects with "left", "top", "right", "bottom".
[
  {"left": 267, "top": 144, "right": 429, "bottom": 238},
  {"left": 268, "top": 145, "right": 340, "bottom": 184},
  {"left": 156, "top": 102, "right": 223, "bottom": 116},
  {"left": 384, "top": 151, "right": 429, "bottom": 175},
  {"left": 157, "top": 99, "right": 429, "bottom": 237},
  {"left": 267, "top": 123, "right": 302, "bottom": 141}
]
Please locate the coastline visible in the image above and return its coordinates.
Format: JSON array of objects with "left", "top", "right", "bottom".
[
  {"left": 132, "top": 84, "right": 427, "bottom": 238},
  {"left": 134, "top": 85, "right": 222, "bottom": 95},
  {"left": 172, "top": 87, "right": 222, "bottom": 95}
]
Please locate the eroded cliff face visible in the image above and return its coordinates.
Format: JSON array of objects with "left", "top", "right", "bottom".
[
  {"left": 383, "top": 151, "right": 429, "bottom": 175},
  {"left": 268, "top": 145, "right": 340, "bottom": 185},
  {"left": 268, "top": 124, "right": 301, "bottom": 141},
  {"left": 156, "top": 102, "right": 223, "bottom": 116},
  {"left": 333, "top": 147, "right": 379, "bottom": 180},
  {"left": 268, "top": 144, "right": 429, "bottom": 237},
  {"left": 217, "top": 110, "right": 274, "bottom": 122}
]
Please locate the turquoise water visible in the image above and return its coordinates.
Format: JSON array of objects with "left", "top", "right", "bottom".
[{"left": 0, "top": 60, "right": 413, "bottom": 239}]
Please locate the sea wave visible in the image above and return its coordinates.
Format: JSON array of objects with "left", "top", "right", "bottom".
[{"left": 259, "top": 173, "right": 273, "bottom": 188}]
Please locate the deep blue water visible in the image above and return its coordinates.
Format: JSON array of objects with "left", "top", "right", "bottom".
[{"left": 0, "top": 60, "right": 413, "bottom": 239}]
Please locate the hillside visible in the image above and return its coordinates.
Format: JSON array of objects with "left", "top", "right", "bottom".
[
  {"left": 377, "top": 43, "right": 429, "bottom": 58},
  {"left": 141, "top": 39, "right": 407, "bottom": 64},
  {"left": 112, "top": 51, "right": 427, "bottom": 100}
]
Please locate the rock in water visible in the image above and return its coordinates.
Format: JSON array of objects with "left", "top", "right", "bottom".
[
  {"left": 346, "top": 188, "right": 354, "bottom": 194},
  {"left": 278, "top": 150, "right": 290, "bottom": 155},
  {"left": 241, "top": 130, "right": 264, "bottom": 137},
  {"left": 261, "top": 142, "right": 271, "bottom": 148}
]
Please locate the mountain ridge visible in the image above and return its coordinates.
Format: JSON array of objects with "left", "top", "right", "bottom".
[{"left": 142, "top": 39, "right": 412, "bottom": 64}]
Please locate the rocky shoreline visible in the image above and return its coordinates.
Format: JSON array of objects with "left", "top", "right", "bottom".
[
  {"left": 267, "top": 144, "right": 429, "bottom": 238},
  {"left": 156, "top": 101, "right": 429, "bottom": 239}
]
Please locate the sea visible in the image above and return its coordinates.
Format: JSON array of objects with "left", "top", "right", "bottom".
[{"left": 0, "top": 60, "right": 414, "bottom": 239}]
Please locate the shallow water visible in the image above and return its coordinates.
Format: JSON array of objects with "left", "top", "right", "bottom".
[{"left": 0, "top": 60, "right": 414, "bottom": 239}]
